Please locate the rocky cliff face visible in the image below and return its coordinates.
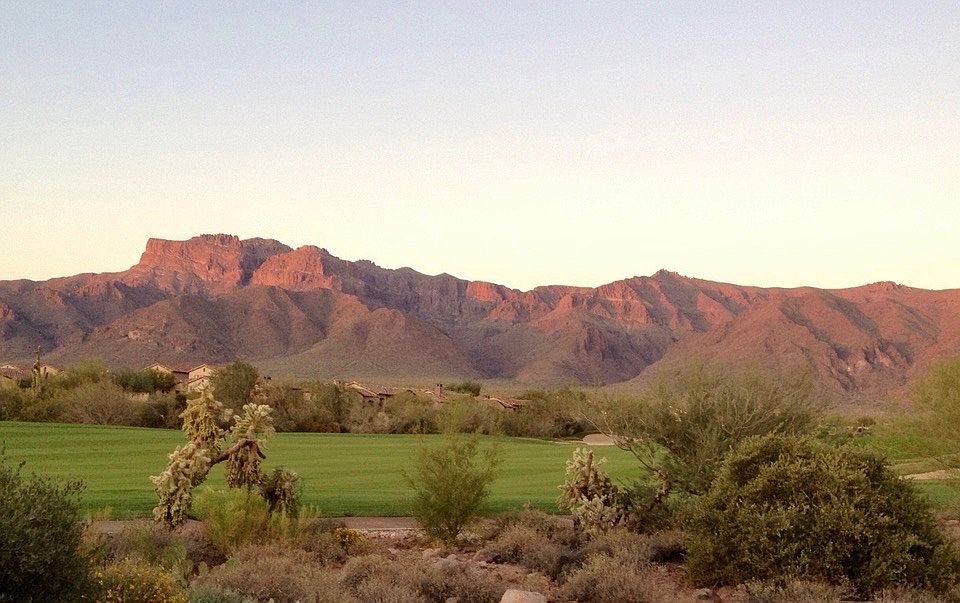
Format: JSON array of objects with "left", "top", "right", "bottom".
[{"left": 1, "top": 233, "right": 958, "bottom": 396}]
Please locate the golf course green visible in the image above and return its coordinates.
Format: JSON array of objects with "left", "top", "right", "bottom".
[{"left": 0, "top": 421, "right": 639, "bottom": 517}]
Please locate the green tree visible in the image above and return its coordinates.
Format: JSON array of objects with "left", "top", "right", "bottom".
[
  {"left": 0, "top": 452, "right": 94, "bottom": 601},
  {"left": 914, "top": 358, "right": 960, "bottom": 464},
  {"left": 212, "top": 361, "right": 259, "bottom": 408},
  {"left": 405, "top": 434, "right": 500, "bottom": 544}
]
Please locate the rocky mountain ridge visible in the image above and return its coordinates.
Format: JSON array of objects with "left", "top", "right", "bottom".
[{"left": 2, "top": 234, "right": 958, "bottom": 397}]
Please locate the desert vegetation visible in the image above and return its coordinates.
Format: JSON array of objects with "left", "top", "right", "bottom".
[{"left": 4, "top": 360, "right": 960, "bottom": 601}]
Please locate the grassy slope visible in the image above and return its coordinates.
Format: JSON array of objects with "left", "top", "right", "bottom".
[{"left": 0, "top": 421, "right": 638, "bottom": 518}]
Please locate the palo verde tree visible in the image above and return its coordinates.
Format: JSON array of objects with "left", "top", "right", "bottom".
[{"left": 150, "top": 389, "right": 300, "bottom": 528}]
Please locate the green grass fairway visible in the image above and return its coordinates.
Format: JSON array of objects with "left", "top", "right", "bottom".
[{"left": 0, "top": 421, "right": 638, "bottom": 518}]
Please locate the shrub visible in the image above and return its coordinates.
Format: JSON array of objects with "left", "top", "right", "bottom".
[
  {"left": 0, "top": 453, "right": 94, "bottom": 601},
  {"left": 188, "top": 586, "right": 254, "bottom": 603},
  {"left": 596, "top": 364, "right": 822, "bottom": 495},
  {"left": 563, "top": 554, "right": 676, "bottom": 602},
  {"left": 584, "top": 529, "right": 685, "bottom": 565},
  {"left": 111, "top": 523, "right": 190, "bottom": 580},
  {"left": 488, "top": 524, "right": 567, "bottom": 578},
  {"left": 448, "top": 380, "right": 482, "bottom": 397},
  {"left": 501, "top": 387, "right": 589, "bottom": 438},
  {"left": 405, "top": 434, "right": 499, "bottom": 544},
  {"left": 418, "top": 562, "right": 505, "bottom": 603},
  {"left": 436, "top": 397, "right": 499, "bottom": 434},
  {"left": 58, "top": 381, "right": 146, "bottom": 426},
  {"left": 192, "top": 488, "right": 300, "bottom": 554},
  {"left": 194, "top": 544, "right": 348, "bottom": 603},
  {"left": 0, "top": 387, "right": 30, "bottom": 421},
  {"left": 140, "top": 392, "right": 187, "bottom": 429},
  {"left": 685, "top": 434, "right": 960, "bottom": 598},
  {"left": 95, "top": 558, "right": 187, "bottom": 603},
  {"left": 339, "top": 555, "right": 422, "bottom": 602},
  {"left": 385, "top": 392, "right": 439, "bottom": 434},
  {"left": 739, "top": 579, "right": 853, "bottom": 602}
]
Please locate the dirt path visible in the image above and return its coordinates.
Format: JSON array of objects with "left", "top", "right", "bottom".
[
  {"left": 93, "top": 517, "right": 420, "bottom": 535},
  {"left": 903, "top": 469, "right": 960, "bottom": 481}
]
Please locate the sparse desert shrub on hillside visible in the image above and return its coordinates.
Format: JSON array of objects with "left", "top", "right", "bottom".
[
  {"left": 0, "top": 453, "right": 94, "bottom": 601},
  {"left": 59, "top": 381, "right": 146, "bottom": 425},
  {"left": 595, "top": 364, "right": 823, "bottom": 498},
  {"left": 437, "top": 396, "right": 500, "bottom": 434},
  {"left": 685, "top": 434, "right": 960, "bottom": 598},
  {"left": 405, "top": 434, "right": 499, "bottom": 544},
  {"left": 339, "top": 555, "right": 421, "bottom": 602},
  {"left": 448, "top": 379, "right": 482, "bottom": 396},
  {"left": 95, "top": 557, "right": 188, "bottom": 603}
]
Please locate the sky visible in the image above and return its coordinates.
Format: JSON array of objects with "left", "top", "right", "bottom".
[{"left": 1, "top": 1, "right": 959, "bottom": 291}]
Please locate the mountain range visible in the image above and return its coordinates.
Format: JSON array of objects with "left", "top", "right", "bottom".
[{"left": 2, "top": 234, "right": 958, "bottom": 400}]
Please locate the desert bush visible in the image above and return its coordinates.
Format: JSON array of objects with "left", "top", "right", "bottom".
[
  {"left": 308, "top": 382, "right": 360, "bottom": 432},
  {"left": 0, "top": 453, "right": 94, "bottom": 602},
  {"left": 501, "top": 387, "right": 589, "bottom": 438},
  {"left": 488, "top": 524, "right": 567, "bottom": 578},
  {"left": 212, "top": 362, "right": 259, "bottom": 408},
  {"left": 0, "top": 387, "right": 30, "bottom": 421},
  {"left": 385, "top": 392, "right": 439, "bottom": 434},
  {"left": 340, "top": 555, "right": 422, "bottom": 602},
  {"left": 584, "top": 529, "right": 685, "bottom": 565},
  {"left": 418, "top": 562, "right": 505, "bottom": 603},
  {"left": 58, "top": 381, "right": 146, "bottom": 425},
  {"left": 195, "top": 544, "right": 349, "bottom": 603},
  {"left": 52, "top": 358, "right": 110, "bottom": 390},
  {"left": 436, "top": 396, "right": 500, "bottom": 434},
  {"left": 448, "top": 380, "right": 482, "bottom": 396},
  {"left": 95, "top": 558, "right": 187, "bottom": 603},
  {"left": 192, "top": 488, "right": 300, "bottom": 555},
  {"left": 739, "top": 579, "right": 853, "bottom": 602},
  {"left": 914, "top": 358, "right": 960, "bottom": 462},
  {"left": 188, "top": 586, "right": 254, "bottom": 603},
  {"left": 112, "top": 523, "right": 190, "bottom": 580},
  {"left": 141, "top": 392, "right": 187, "bottom": 429},
  {"left": 405, "top": 434, "right": 499, "bottom": 543},
  {"left": 595, "top": 364, "right": 823, "bottom": 497},
  {"left": 685, "top": 434, "right": 960, "bottom": 598},
  {"left": 293, "top": 521, "right": 373, "bottom": 565},
  {"left": 563, "top": 553, "right": 676, "bottom": 602}
]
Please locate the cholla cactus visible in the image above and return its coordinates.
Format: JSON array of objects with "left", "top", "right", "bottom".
[
  {"left": 260, "top": 467, "right": 301, "bottom": 515},
  {"left": 150, "top": 442, "right": 212, "bottom": 527},
  {"left": 180, "top": 390, "right": 227, "bottom": 454},
  {"left": 151, "top": 393, "right": 295, "bottom": 528},
  {"left": 558, "top": 448, "right": 628, "bottom": 534}
]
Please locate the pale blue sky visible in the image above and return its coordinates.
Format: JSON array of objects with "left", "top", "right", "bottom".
[{"left": 1, "top": 2, "right": 958, "bottom": 290}]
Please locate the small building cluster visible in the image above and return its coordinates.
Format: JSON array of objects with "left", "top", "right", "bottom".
[{"left": 145, "top": 363, "right": 216, "bottom": 394}]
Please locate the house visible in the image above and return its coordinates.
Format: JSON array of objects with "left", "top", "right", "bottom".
[
  {"left": 145, "top": 362, "right": 192, "bottom": 393},
  {"left": 0, "top": 366, "right": 24, "bottom": 389},
  {"left": 186, "top": 374, "right": 212, "bottom": 393},
  {"left": 187, "top": 364, "right": 215, "bottom": 382}
]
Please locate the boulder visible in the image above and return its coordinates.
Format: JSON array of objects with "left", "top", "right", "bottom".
[{"left": 500, "top": 590, "right": 547, "bottom": 603}]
